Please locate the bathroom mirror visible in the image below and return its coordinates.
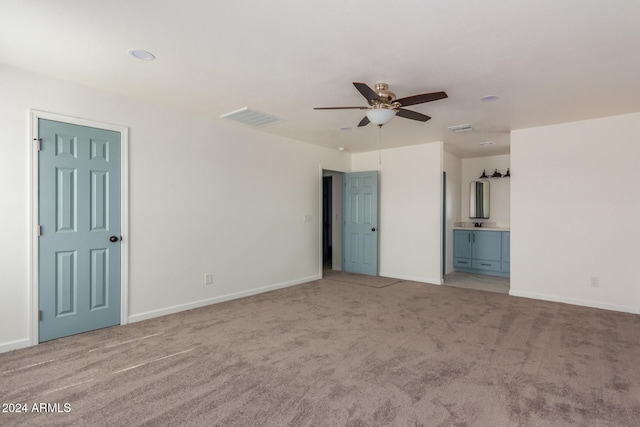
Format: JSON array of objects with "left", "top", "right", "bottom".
[{"left": 470, "top": 181, "right": 490, "bottom": 219}]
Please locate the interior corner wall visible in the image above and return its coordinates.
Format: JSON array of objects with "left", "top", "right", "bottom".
[
  {"left": 461, "top": 154, "right": 511, "bottom": 226},
  {"left": 351, "top": 142, "right": 443, "bottom": 284},
  {"left": 0, "top": 63, "right": 350, "bottom": 352},
  {"left": 443, "top": 152, "right": 462, "bottom": 274},
  {"left": 510, "top": 112, "right": 640, "bottom": 313}
]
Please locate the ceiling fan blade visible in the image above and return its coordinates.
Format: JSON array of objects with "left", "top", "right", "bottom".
[
  {"left": 395, "top": 91, "right": 448, "bottom": 107},
  {"left": 396, "top": 108, "right": 431, "bottom": 122},
  {"left": 357, "top": 116, "right": 370, "bottom": 127},
  {"left": 314, "top": 106, "right": 369, "bottom": 110},
  {"left": 353, "top": 82, "right": 381, "bottom": 103}
]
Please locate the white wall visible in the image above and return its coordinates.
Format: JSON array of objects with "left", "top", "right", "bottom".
[
  {"left": 511, "top": 112, "right": 640, "bottom": 313},
  {"left": 352, "top": 142, "right": 443, "bottom": 284},
  {"left": 461, "top": 154, "right": 511, "bottom": 226},
  {"left": 0, "top": 64, "right": 350, "bottom": 352},
  {"left": 443, "top": 152, "right": 462, "bottom": 274}
]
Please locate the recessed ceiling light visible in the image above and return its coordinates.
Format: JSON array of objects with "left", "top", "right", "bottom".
[
  {"left": 479, "top": 141, "right": 495, "bottom": 146},
  {"left": 128, "top": 49, "right": 155, "bottom": 61},
  {"left": 338, "top": 147, "right": 346, "bottom": 151},
  {"left": 339, "top": 127, "right": 352, "bottom": 132},
  {"left": 481, "top": 95, "right": 499, "bottom": 102}
]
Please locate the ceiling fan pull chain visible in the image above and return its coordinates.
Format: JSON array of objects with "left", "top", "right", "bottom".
[{"left": 378, "top": 125, "right": 382, "bottom": 165}]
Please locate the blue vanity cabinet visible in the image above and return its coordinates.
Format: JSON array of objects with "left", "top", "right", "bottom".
[
  {"left": 453, "top": 230, "right": 472, "bottom": 259},
  {"left": 453, "top": 229, "right": 474, "bottom": 270},
  {"left": 453, "top": 229, "right": 510, "bottom": 277},
  {"left": 501, "top": 231, "right": 510, "bottom": 273},
  {"left": 472, "top": 231, "right": 501, "bottom": 261}
]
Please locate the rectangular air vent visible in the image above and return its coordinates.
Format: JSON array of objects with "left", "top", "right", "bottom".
[
  {"left": 447, "top": 123, "right": 473, "bottom": 133},
  {"left": 220, "top": 107, "right": 282, "bottom": 127}
]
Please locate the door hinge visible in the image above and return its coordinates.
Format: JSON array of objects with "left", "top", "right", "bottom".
[
  {"left": 33, "top": 138, "right": 41, "bottom": 151},
  {"left": 39, "top": 310, "right": 42, "bottom": 321},
  {"left": 36, "top": 225, "right": 41, "bottom": 236}
]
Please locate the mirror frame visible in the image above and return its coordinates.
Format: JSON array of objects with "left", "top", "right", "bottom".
[{"left": 469, "top": 180, "right": 490, "bottom": 219}]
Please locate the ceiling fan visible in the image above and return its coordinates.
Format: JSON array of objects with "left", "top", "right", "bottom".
[{"left": 314, "top": 82, "right": 448, "bottom": 127}]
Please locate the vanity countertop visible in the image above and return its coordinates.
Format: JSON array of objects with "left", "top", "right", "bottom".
[{"left": 453, "top": 226, "right": 510, "bottom": 231}]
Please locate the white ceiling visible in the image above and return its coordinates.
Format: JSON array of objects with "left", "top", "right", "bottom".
[{"left": 1, "top": 0, "right": 640, "bottom": 158}]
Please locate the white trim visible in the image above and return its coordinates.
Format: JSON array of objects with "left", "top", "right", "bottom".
[
  {"left": 29, "top": 110, "right": 130, "bottom": 346},
  {"left": 319, "top": 166, "right": 348, "bottom": 278},
  {"left": 128, "top": 275, "right": 320, "bottom": 323},
  {"left": 439, "top": 148, "right": 445, "bottom": 282},
  {"left": 0, "top": 338, "right": 32, "bottom": 354},
  {"left": 318, "top": 166, "right": 323, "bottom": 278},
  {"left": 509, "top": 290, "right": 640, "bottom": 315},
  {"left": 28, "top": 111, "right": 38, "bottom": 346}
]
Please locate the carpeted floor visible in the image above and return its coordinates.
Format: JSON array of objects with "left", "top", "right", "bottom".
[
  {"left": 2, "top": 275, "right": 640, "bottom": 426},
  {"left": 444, "top": 271, "right": 510, "bottom": 294},
  {"left": 323, "top": 270, "right": 402, "bottom": 288}
]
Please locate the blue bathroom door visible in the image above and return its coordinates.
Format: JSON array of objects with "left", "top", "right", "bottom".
[
  {"left": 38, "top": 119, "right": 121, "bottom": 342},
  {"left": 343, "top": 171, "right": 378, "bottom": 276}
]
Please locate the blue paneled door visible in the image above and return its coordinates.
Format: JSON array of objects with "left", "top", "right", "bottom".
[
  {"left": 38, "top": 119, "right": 121, "bottom": 342},
  {"left": 343, "top": 171, "right": 378, "bottom": 276}
]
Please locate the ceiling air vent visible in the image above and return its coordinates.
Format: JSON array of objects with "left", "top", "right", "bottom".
[
  {"left": 447, "top": 123, "right": 473, "bottom": 133},
  {"left": 220, "top": 107, "right": 282, "bottom": 127}
]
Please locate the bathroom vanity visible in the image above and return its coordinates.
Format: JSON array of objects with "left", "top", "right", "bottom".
[{"left": 453, "top": 228, "right": 510, "bottom": 277}]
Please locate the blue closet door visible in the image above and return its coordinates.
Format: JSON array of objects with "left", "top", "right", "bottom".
[
  {"left": 343, "top": 171, "right": 378, "bottom": 276},
  {"left": 38, "top": 119, "right": 121, "bottom": 342}
]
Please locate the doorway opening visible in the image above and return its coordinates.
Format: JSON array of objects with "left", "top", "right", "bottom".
[
  {"left": 322, "top": 176, "right": 332, "bottom": 269},
  {"left": 321, "top": 169, "right": 344, "bottom": 276}
]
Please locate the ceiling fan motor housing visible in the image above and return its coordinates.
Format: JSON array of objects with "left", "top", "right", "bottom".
[{"left": 373, "top": 83, "right": 397, "bottom": 106}]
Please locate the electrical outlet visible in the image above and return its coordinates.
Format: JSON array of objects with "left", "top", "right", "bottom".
[
  {"left": 205, "top": 273, "right": 213, "bottom": 285},
  {"left": 590, "top": 276, "right": 599, "bottom": 288}
]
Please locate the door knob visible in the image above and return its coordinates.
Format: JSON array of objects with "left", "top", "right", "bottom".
[
  {"left": 109, "top": 235, "right": 120, "bottom": 243},
  {"left": 371, "top": 228, "right": 376, "bottom": 232}
]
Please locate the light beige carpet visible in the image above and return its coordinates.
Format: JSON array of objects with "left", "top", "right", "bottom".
[
  {"left": 323, "top": 270, "right": 402, "bottom": 288},
  {"left": 2, "top": 276, "right": 640, "bottom": 426},
  {"left": 444, "top": 271, "right": 510, "bottom": 294}
]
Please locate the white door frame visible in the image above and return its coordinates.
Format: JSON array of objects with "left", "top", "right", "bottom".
[
  {"left": 318, "top": 166, "right": 347, "bottom": 277},
  {"left": 29, "top": 110, "right": 129, "bottom": 346}
]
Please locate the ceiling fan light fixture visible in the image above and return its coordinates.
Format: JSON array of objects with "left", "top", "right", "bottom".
[{"left": 366, "top": 108, "right": 396, "bottom": 126}]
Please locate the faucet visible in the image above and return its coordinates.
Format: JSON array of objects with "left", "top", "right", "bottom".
[{"left": 474, "top": 222, "right": 482, "bottom": 228}]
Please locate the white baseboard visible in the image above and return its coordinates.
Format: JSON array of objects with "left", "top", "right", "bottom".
[
  {"left": 0, "top": 338, "right": 32, "bottom": 354},
  {"left": 378, "top": 272, "right": 443, "bottom": 285},
  {"left": 509, "top": 290, "right": 640, "bottom": 315},
  {"left": 128, "top": 275, "right": 321, "bottom": 323}
]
